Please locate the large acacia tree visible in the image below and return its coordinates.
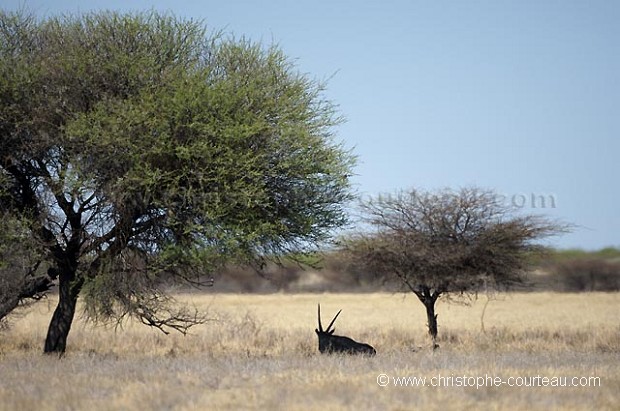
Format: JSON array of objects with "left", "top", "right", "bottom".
[
  {"left": 0, "top": 10, "right": 355, "bottom": 353},
  {"left": 343, "top": 187, "right": 565, "bottom": 348}
]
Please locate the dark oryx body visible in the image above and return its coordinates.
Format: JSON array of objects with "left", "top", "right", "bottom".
[{"left": 315, "top": 304, "right": 376, "bottom": 356}]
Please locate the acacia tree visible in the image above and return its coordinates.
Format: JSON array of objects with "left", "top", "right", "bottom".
[
  {"left": 342, "top": 187, "right": 564, "bottom": 347},
  {"left": 0, "top": 10, "right": 355, "bottom": 353}
]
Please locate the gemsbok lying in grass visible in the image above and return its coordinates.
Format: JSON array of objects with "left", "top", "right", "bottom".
[{"left": 315, "top": 304, "right": 376, "bottom": 356}]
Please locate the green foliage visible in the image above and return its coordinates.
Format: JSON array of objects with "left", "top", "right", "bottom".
[{"left": 549, "top": 247, "right": 620, "bottom": 262}]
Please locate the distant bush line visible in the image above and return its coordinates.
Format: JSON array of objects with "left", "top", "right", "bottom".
[{"left": 207, "top": 248, "right": 620, "bottom": 293}]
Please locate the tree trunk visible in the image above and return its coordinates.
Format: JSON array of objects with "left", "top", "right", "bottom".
[
  {"left": 414, "top": 287, "right": 441, "bottom": 350},
  {"left": 423, "top": 299, "right": 440, "bottom": 350},
  {"left": 44, "top": 270, "right": 82, "bottom": 355}
]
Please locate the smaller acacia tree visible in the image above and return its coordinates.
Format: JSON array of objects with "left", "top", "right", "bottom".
[{"left": 342, "top": 187, "right": 566, "bottom": 347}]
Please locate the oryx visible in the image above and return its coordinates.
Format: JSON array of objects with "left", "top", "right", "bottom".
[{"left": 315, "top": 304, "right": 376, "bottom": 356}]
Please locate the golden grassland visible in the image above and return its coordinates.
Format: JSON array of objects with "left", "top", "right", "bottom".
[{"left": 0, "top": 292, "right": 619, "bottom": 410}]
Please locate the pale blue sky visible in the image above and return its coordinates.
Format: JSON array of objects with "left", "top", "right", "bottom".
[{"left": 4, "top": 0, "right": 619, "bottom": 249}]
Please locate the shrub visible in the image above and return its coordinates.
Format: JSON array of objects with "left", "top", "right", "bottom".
[{"left": 553, "top": 259, "right": 620, "bottom": 291}]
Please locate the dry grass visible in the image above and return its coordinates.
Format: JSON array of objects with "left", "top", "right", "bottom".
[{"left": 0, "top": 292, "right": 619, "bottom": 410}]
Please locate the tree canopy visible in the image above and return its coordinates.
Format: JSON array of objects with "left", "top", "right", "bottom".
[{"left": 0, "top": 10, "right": 355, "bottom": 353}]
